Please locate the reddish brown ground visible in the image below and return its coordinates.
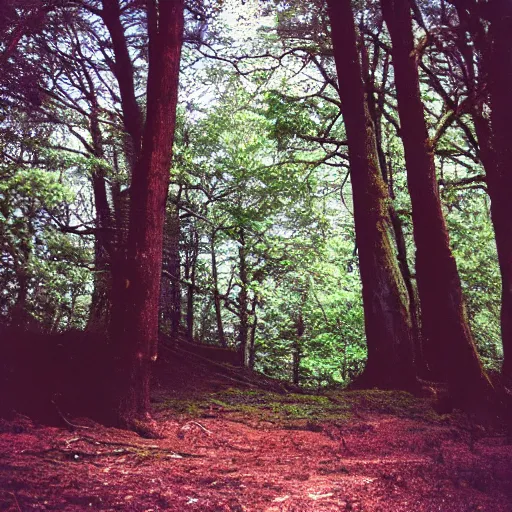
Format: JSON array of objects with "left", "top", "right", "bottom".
[{"left": 1, "top": 352, "right": 511, "bottom": 511}]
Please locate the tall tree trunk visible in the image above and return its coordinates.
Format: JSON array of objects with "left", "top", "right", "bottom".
[
  {"left": 361, "top": 42, "right": 424, "bottom": 373},
  {"left": 388, "top": 208, "right": 425, "bottom": 372},
  {"left": 100, "top": 0, "right": 143, "bottom": 338},
  {"left": 381, "top": 0, "right": 492, "bottom": 405},
  {"left": 292, "top": 312, "right": 305, "bottom": 386},
  {"left": 486, "top": 1, "right": 512, "bottom": 380},
  {"left": 468, "top": 111, "right": 512, "bottom": 380},
  {"left": 451, "top": 0, "right": 512, "bottom": 382},
  {"left": 211, "top": 230, "right": 227, "bottom": 347},
  {"left": 11, "top": 266, "right": 29, "bottom": 329},
  {"left": 199, "top": 296, "right": 213, "bottom": 344},
  {"left": 87, "top": 242, "right": 112, "bottom": 331},
  {"left": 66, "top": 293, "right": 77, "bottom": 330},
  {"left": 11, "top": 221, "right": 32, "bottom": 328},
  {"left": 160, "top": 203, "right": 181, "bottom": 338},
  {"left": 87, "top": 103, "right": 114, "bottom": 332},
  {"left": 327, "top": 0, "right": 416, "bottom": 390},
  {"left": 110, "top": 0, "right": 184, "bottom": 424},
  {"left": 51, "top": 308, "right": 64, "bottom": 334},
  {"left": 185, "top": 228, "right": 199, "bottom": 342},
  {"left": 100, "top": 0, "right": 142, "bottom": 162},
  {"left": 238, "top": 228, "right": 249, "bottom": 367},
  {"left": 186, "top": 281, "right": 194, "bottom": 341},
  {"left": 248, "top": 296, "right": 258, "bottom": 370}
]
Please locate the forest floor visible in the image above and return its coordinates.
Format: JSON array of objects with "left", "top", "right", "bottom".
[{"left": 1, "top": 348, "right": 512, "bottom": 511}]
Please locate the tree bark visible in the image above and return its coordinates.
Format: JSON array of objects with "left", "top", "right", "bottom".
[
  {"left": 185, "top": 227, "right": 199, "bottom": 341},
  {"left": 11, "top": 266, "right": 29, "bottom": 329},
  {"left": 450, "top": 0, "right": 512, "bottom": 382},
  {"left": 293, "top": 312, "right": 305, "bottom": 386},
  {"left": 327, "top": 0, "right": 416, "bottom": 390},
  {"left": 248, "top": 296, "right": 258, "bottom": 370},
  {"left": 361, "top": 42, "right": 424, "bottom": 374},
  {"left": 11, "top": 221, "right": 32, "bottom": 329},
  {"left": 101, "top": 0, "right": 142, "bottom": 163},
  {"left": 211, "top": 230, "right": 227, "bottom": 347},
  {"left": 381, "top": 0, "right": 493, "bottom": 405},
  {"left": 238, "top": 228, "right": 249, "bottom": 367},
  {"left": 87, "top": 102, "right": 114, "bottom": 332},
  {"left": 160, "top": 204, "right": 181, "bottom": 338},
  {"left": 110, "top": 0, "right": 184, "bottom": 423},
  {"left": 486, "top": 1, "right": 512, "bottom": 380}
]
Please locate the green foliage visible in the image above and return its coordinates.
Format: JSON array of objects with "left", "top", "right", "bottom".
[
  {"left": 264, "top": 92, "right": 318, "bottom": 150},
  {"left": 0, "top": 166, "right": 91, "bottom": 329},
  {"left": 254, "top": 234, "right": 366, "bottom": 388},
  {"left": 161, "top": 387, "right": 352, "bottom": 424},
  {"left": 0, "top": 0, "right": 506, "bottom": 392}
]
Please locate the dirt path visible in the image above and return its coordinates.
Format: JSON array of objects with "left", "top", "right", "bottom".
[{"left": 1, "top": 387, "right": 511, "bottom": 511}]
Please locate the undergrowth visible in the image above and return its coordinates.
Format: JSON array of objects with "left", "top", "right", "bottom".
[{"left": 154, "top": 387, "right": 445, "bottom": 426}]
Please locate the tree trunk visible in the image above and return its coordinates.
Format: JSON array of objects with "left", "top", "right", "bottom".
[
  {"left": 248, "top": 296, "right": 258, "bottom": 370},
  {"left": 211, "top": 230, "right": 227, "bottom": 347},
  {"left": 11, "top": 266, "right": 29, "bottom": 329},
  {"left": 199, "top": 296, "right": 213, "bottom": 344},
  {"left": 388, "top": 208, "right": 424, "bottom": 373},
  {"left": 87, "top": 103, "right": 114, "bottom": 332},
  {"left": 185, "top": 228, "right": 199, "bottom": 341},
  {"left": 238, "top": 228, "right": 249, "bottom": 367},
  {"left": 440, "top": 0, "right": 512, "bottom": 381},
  {"left": 293, "top": 312, "right": 305, "bottom": 386},
  {"left": 327, "top": 0, "right": 416, "bottom": 390},
  {"left": 66, "top": 292, "right": 77, "bottom": 330},
  {"left": 87, "top": 248, "right": 111, "bottom": 332},
  {"left": 110, "top": 0, "right": 184, "bottom": 424},
  {"left": 361, "top": 43, "right": 424, "bottom": 373},
  {"left": 51, "top": 308, "right": 64, "bottom": 333},
  {"left": 185, "top": 227, "right": 199, "bottom": 341},
  {"left": 186, "top": 282, "right": 194, "bottom": 341},
  {"left": 381, "top": 0, "right": 493, "bottom": 405},
  {"left": 292, "top": 339, "right": 301, "bottom": 386},
  {"left": 486, "top": 1, "right": 512, "bottom": 380},
  {"left": 101, "top": 0, "right": 142, "bottom": 162},
  {"left": 11, "top": 223, "right": 31, "bottom": 328},
  {"left": 160, "top": 204, "right": 181, "bottom": 338}
]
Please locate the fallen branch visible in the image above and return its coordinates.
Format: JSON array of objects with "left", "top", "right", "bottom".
[
  {"left": 180, "top": 421, "right": 213, "bottom": 436},
  {"left": 65, "top": 435, "right": 202, "bottom": 458},
  {"left": 51, "top": 400, "right": 91, "bottom": 431}
]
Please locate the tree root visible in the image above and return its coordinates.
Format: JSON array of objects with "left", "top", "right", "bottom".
[{"left": 121, "top": 417, "right": 163, "bottom": 440}]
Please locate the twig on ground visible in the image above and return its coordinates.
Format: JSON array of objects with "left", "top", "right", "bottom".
[
  {"left": 180, "top": 421, "right": 213, "bottom": 436},
  {"left": 51, "top": 400, "right": 91, "bottom": 430},
  {"left": 63, "top": 436, "right": 200, "bottom": 458}
]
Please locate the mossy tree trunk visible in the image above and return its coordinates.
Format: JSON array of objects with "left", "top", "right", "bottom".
[
  {"left": 360, "top": 41, "right": 424, "bottom": 374},
  {"left": 381, "top": 0, "right": 493, "bottom": 406},
  {"left": 327, "top": 0, "right": 416, "bottom": 390}
]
